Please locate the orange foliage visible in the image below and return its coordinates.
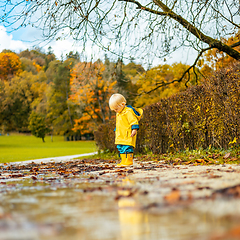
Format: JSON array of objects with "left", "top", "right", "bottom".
[
  {"left": 201, "top": 31, "right": 240, "bottom": 75},
  {"left": 69, "top": 61, "right": 116, "bottom": 133},
  {"left": 0, "top": 52, "right": 22, "bottom": 80},
  {"left": 33, "top": 61, "right": 42, "bottom": 72}
]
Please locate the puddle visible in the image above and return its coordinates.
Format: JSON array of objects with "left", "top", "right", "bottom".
[
  {"left": 0, "top": 179, "right": 239, "bottom": 240},
  {"left": 1, "top": 161, "right": 240, "bottom": 240}
]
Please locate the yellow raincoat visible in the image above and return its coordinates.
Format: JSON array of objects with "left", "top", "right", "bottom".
[{"left": 115, "top": 105, "right": 143, "bottom": 148}]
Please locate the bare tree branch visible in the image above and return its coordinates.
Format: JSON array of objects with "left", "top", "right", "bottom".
[
  {"left": 211, "top": 4, "right": 240, "bottom": 29},
  {"left": 139, "top": 45, "right": 213, "bottom": 95},
  {"left": 1, "top": 0, "right": 239, "bottom": 88},
  {"left": 121, "top": 0, "right": 240, "bottom": 60},
  {"left": 231, "top": 41, "right": 240, "bottom": 48}
]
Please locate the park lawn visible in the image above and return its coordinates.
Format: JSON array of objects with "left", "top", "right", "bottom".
[{"left": 0, "top": 134, "right": 97, "bottom": 163}]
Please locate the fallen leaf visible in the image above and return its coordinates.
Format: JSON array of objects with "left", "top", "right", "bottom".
[
  {"left": 164, "top": 188, "right": 181, "bottom": 204},
  {"left": 210, "top": 224, "right": 240, "bottom": 239},
  {"left": 212, "top": 184, "right": 240, "bottom": 198},
  {"left": 209, "top": 174, "right": 221, "bottom": 179},
  {"left": 196, "top": 159, "right": 205, "bottom": 163},
  {"left": 223, "top": 153, "right": 231, "bottom": 159}
]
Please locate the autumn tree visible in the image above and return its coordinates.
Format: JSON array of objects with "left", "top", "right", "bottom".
[
  {"left": 0, "top": 52, "right": 22, "bottom": 80},
  {"left": 200, "top": 31, "right": 240, "bottom": 76},
  {"left": 1, "top": 0, "right": 239, "bottom": 88},
  {"left": 121, "top": 60, "right": 146, "bottom": 104},
  {"left": 69, "top": 60, "right": 116, "bottom": 134},
  {"left": 103, "top": 56, "right": 135, "bottom": 102},
  {"left": 19, "top": 48, "right": 56, "bottom": 72},
  {"left": 20, "top": 57, "right": 40, "bottom": 74},
  {"left": 135, "top": 62, "right": 197, "bottom": 107}
]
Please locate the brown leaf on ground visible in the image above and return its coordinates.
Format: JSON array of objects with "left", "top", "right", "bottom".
[
  {"left": 174, "top": 158, "right": 182, "bottom": 162},
  {"left": 212, "top": 184, "right": 240, "bottom": 199},
  {"left": 164, "top": 188, "right": 181, "bottom": 204},
  {"left": 196, "top": 159, "right": 206, "bottom": 163},
  {"left": 223, "top": 153, "right": 231, "bottom": 159},
  {"left": 210, "top": 224, "right": 240, "bottom": 240},
  {"left": 208, "top": 174, "right": 222, "bottom": 179}
]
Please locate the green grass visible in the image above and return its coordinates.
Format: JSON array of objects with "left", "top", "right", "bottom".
[{"left": 0, "top": 134, "right": 97, "bottom": 163}]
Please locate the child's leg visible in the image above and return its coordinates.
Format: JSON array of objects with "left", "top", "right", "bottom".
[{"left": 117, "top": 145, "right": 134, "bottom": 166}]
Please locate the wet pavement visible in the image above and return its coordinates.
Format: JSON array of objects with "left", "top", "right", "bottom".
[{"left": 0, "top": 159, "right": 240, "bottom": 240}]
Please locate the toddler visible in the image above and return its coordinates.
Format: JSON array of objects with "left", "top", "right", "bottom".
[{"left": 109, "top": 93, "right": 143, "bottom": 166}]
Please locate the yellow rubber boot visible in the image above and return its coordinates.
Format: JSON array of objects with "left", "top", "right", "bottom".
[
  {"left": 124, "top": 153, "right": 133, "bottom": 166},
  {"left": 117, "top": 154, "right": 127, "bottom": 166}
]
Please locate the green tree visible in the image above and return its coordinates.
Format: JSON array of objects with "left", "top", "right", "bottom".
[
  {"left": 66, "top": 51, "right": 80, "bottom": 60},
  {"left": 28, "top": 111, "right": 49, "bottom": 142},
  {"left": 0, "top": 71, "right": 47, "bottom": 132},
  {"left": 45, "top": 58, "right": 78, "bottom": 136}
]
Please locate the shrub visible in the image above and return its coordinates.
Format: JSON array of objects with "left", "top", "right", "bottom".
[{"left": 94, "top": 62, "right": 240, "bottom": 154}]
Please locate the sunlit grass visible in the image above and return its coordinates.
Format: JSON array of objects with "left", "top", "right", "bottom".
[{"left": 0, "top": 133, "right": 97, "bottom": 163}]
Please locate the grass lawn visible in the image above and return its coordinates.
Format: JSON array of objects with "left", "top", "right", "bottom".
[{"left": 0, "top": 133, "right": 97, "bottom": 163}]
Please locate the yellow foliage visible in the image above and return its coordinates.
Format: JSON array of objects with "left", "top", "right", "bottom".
[
  {"left": 0, "top": 52, "right": 22, "bottom": 80},
  {"left": 135, "top": 63, "right": 196, "bottom": 107},
  {"left": 33, "top": 61, "right": 42, "bottom": 72},
  {"left": 201, "top": 31, "right": 240, "bottom": 74}
]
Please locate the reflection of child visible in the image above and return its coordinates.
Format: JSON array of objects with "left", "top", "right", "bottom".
[{"left": 109, "top": 93, "right": 143, "bottom": 166}]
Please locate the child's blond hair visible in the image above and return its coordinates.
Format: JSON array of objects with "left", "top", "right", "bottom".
[{"left": 109, "top": 93, "right": 126, "bottom": 110}]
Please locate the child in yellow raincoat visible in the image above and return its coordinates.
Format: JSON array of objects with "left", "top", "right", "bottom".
[{"left": 109, "top": 93, "right": 143, "bottom": 166}]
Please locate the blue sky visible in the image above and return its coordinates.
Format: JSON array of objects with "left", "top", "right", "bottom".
[{"left": 0, "top": 0, "right": 102, "bottom": 62}]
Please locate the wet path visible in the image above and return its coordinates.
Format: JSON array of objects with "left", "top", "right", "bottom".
[
  {"left": 0, "top": 159, "right": 240, "bottom": 240},
  {"left": 11, "top": 152, "right": 98, "bottom": 165}
]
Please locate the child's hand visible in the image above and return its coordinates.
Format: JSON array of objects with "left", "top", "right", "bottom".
[{"left": 130, "top": 129, "right": 137, "bottom": 137}]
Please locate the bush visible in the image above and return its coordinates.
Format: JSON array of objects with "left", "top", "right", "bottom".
[
  {"left": 94, "top": 62, "right": 240, "bottom": 154},
  {"left": 94, "top": 120, "right": 116, "bottom": 152}
]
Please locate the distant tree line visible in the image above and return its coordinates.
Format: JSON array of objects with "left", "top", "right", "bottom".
[{"left": 0, "top": 31, "right": 239, "bottom": 141}]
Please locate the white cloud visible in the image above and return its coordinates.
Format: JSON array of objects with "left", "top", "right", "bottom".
[
  {"left": 0, "top": 26, "right": 29, "bottom": 52},
  {"left": 45, "top": 39, "right": 104, "bottom": 62},
  {"left": 0, "top": 25, "right": 198, "bottom": 67},
  {"left": 45, "top": 39, "right": 81, "bottom": 60},
  {"left": 0, "top": 25, "right": 95, "bottom": 61}
]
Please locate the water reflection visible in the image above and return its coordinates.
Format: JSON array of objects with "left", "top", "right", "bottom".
[
  {"left": 117, "top": 177, "right": 149, "bottom": 240},
  {"left": 118, "top": 191, "right": 150, "bottom": 240},
  {"left": 0, "top": 178, "right": 239, "bottom": 240}
]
